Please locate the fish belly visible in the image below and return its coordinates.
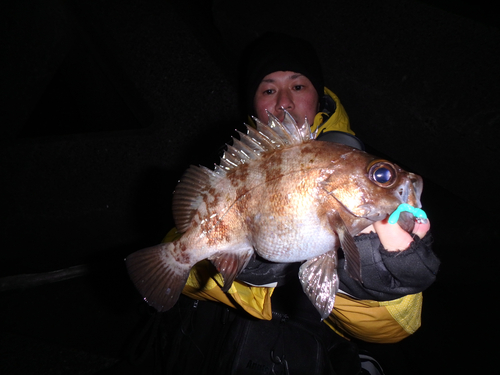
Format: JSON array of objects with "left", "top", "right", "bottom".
[{"left": 251, "top": 212, "right": 338, "bottom": 263}]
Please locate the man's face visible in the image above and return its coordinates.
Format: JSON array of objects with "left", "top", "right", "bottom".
[{"left": 253, "top": 71, "right": 320, "bottom": 125}]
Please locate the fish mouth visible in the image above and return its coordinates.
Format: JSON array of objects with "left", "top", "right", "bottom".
[{"left": 400, "top": 173, "right": 423, "bottom": 207}]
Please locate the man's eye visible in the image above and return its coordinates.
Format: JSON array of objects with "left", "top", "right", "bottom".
[
  {"left": 263, "top": 89, "right": 274, "bottom": 95},
  {"left": 293, "top": 85, "right": 304, "bottom": 91}
]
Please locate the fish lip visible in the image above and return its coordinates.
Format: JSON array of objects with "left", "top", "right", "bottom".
[{"left": 399, "top": 174, "right": 423, "bottom": 208}]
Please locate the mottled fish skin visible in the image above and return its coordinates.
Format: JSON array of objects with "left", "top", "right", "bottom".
[{"left": 125, "top": 111, "right": 423, "bottom": 319}]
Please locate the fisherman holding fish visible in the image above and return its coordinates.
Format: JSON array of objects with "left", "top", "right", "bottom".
[{"left": 126, "top": 33, "right": 440, "bottom": 374}]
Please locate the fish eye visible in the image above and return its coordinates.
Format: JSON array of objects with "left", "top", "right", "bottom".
[
  {"left": 374, "top": 167, "right": 391, "bottom": 183},
  {"left": 368, "top": 161, "right": 397, "bottom": 187}
]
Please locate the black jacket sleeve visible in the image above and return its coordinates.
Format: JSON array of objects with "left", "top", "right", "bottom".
[{"left": 338, "top": 232, "right": 440, "bottom": 301}]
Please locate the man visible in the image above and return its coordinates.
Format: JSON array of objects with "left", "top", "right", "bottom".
[{"left": 159, "top": 32, "right": 439, "bottom": 374}]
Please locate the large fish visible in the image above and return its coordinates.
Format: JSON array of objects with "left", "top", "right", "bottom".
[{"left": 125, "top": 111, "right": 423, "bottom": 319}]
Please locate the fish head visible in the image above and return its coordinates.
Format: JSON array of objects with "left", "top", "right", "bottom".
[{"left": 320, "top": 147, "right": 423, "bottom": 230}]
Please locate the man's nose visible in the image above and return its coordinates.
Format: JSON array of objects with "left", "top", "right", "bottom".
[{"left": 276, "top": 90, "right": 294, "bottom": 111}]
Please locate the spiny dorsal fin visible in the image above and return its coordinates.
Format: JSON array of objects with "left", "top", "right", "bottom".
[
  {"left": 220, "top": 109, "right": 314, "bottom": 173},
  {"left": 172, "top": 110, "right": 313, "bottom": 232},
  {"left": 262, "top": 110, "right": 312, "bottom": 145}
]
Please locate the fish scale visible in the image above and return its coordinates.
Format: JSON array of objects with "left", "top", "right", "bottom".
[{"left": 126, "top": 111, "right": 423, "bottom": 319}]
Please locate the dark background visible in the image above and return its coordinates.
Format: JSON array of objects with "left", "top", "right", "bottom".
[{"left": 1, "top": 0, "right": 498, "bottom": 374}]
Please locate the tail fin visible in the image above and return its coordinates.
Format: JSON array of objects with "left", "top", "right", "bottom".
[{"left": 125, "top": 243, "right": 191, "bottom": 312}]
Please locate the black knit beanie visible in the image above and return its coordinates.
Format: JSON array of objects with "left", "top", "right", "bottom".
[{"left": 240, "top": 32, "right": 325, "bottom": 116}]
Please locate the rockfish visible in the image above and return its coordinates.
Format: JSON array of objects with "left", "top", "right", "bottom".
[{"left": 125, "top": 111, "right": 423, "bottom": 319}]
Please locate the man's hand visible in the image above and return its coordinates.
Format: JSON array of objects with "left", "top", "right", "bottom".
[{"left": 359, "top": 217, "right": 431, "bottom": 252}]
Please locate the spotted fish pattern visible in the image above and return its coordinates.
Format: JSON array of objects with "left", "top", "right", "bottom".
[{"left": 125, "top": 111, "right": 423, "bottom": 319}]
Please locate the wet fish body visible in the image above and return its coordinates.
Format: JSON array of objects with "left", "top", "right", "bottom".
[{"left": 126, "top": 112, "right": 423, "bottom": 319}]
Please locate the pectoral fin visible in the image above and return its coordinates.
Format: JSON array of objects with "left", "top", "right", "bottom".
[
  {"left": 210, "top": 249, "right": 254, "bottom": 292},
  {"left": 298, "top": 251, "right": 339, "bottom": 320},
  {"left": 328, "top": 211, "right": 362, "bottom": 283}
]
